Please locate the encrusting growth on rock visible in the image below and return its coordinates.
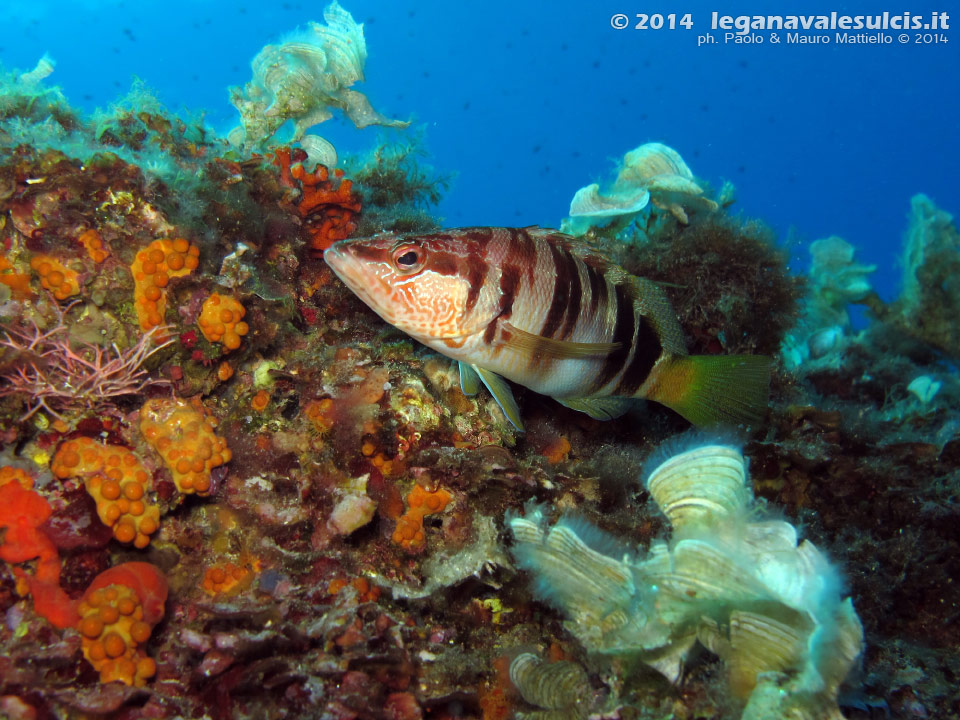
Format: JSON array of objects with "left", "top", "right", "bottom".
[
  {"left": 76, "top": 562, "right": 168, "bottom": 686},
  {"left": 139, "top": 396, "right": 232, "bottom": 496},
  {"left": 52, "top": 437, "right": 161, "bottom": 549},
  {"left": 392, "top": 483, "right": 452, "bottom": 550}
]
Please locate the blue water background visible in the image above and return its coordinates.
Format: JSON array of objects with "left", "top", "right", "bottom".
[{"left": 2, "top": 0, "right": 957, "bottom": 301}]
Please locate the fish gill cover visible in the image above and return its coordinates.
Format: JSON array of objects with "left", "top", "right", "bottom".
[{"left": 0, "top": 2, "right": 958, "bottom": 719}]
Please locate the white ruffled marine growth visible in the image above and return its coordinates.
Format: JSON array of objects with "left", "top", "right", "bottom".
[
  {"left": 507, "top": 438, "right": 863, "bottom": 720},
  {"left": 565, "top": 142, "right": 718, "bottom": 235},
  {"left": 229, "top": 1, "right": 408, "bottom": 152},
  {"left": 780, "top": 235, "right": 876, "bottom": 369}
]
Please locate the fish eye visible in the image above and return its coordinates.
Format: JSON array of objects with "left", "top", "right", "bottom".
[{"left": 392, "top": 244, "right": 425, "bottom": 273}]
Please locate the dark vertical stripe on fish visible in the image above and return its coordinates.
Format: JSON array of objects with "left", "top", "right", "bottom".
[
  {"left": 514, "top": 228, "right": 538, "bottom": 284},
  {"left": 594, "top": 284, "right": 635, "bottom": 390},
  {"left": 615, "top": 316, "right": 663, "bottom": 395},
  {"left": 540, "top": 242, "right": 572, "bottom": 340},
  {"left": 585, "top": 263, "right": 606, "bottom": 316},
  {"left": 463, "top": 227, "right": 494, "bottom": 243},
  {"left": 486, "top": 264, "right": 521, "bottom": 345},
  {"left": 504, "top": 228, "right": 523, "bottom": 267},
  {"left": 464, "top": 254, "right": 488, "bottom": 312},
  {"left": 559, "top": 254, "right": 582, "bottom": 340}
]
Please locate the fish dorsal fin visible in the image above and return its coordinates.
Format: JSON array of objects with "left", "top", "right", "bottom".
[
  {"left": 501, "top": 321, "right": 622, "bottom": 359},
  {"left": 458, "top": 361, "right": 480, "bottom": 396},
  {"left": 618, "top": 274, "right": 688, "bottom": 356},
  {"left": 522, "top": 227, "right": 612, "bottom": 271},
  {"left": 473, "top": 365, "right": 524, "bottom": 431},
  {"left": 555, "top": 396, "right": 635, "bottom": 421}
]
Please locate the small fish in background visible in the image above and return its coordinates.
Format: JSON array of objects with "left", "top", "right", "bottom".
[{"left": 325, "top": 226, "right": 771, "bottom": 431}]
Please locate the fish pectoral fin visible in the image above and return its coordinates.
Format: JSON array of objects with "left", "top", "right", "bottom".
[
  {"left": 555, "top": 396, "right": 635, "bottom": 421},
  {"left": 501, "top": 321, "right": 622, "bottom": 359},
  {"left": 473, "top": 366, "right": 524, "bottom": 431},
  {"left": 458, "top": 361, "right": 480, "bottom": 396}
]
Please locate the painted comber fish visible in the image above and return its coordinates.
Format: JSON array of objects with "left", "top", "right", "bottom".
[{"left": 324, "top": 226, "right": 771, "bottom": 430}]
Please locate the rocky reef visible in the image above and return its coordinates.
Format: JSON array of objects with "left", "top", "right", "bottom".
[{"left": 0, "top": 43, "right": 959, "bottom": 720}]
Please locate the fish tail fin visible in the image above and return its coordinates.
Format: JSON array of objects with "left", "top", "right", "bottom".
[{"left": 644, "top": 354, "right": 772, "bottom": 427}]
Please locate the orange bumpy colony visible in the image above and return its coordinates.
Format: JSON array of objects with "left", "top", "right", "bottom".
[
  {"left": 392, "top": 484, "right": 452, "bottom": 550},
  {"left": 130, "top": 238, "right": 199, "bottom": 331},
  {"left": 303, "top": 398, "right": 335, "bottom": 434},
  {"left": 202, "top": 561, "right": 256, "bottom": 597},
  {"left": 197, "top": 293, "right": 249, "bottom": 351},
  {"left": 77, "top": 228, "right": 109, "bottom": 263},
  {"left": 0, "top": 465, "right": 35, "bottom": 490},
  {"left": 328, "top": 576, "right": 381, "bottom": 603},
  {"left": 76, "top": 562, "right": 168, "bottom": 686},
  {"left": 29, "top": 254, "right": 80, "bottom": 300},
  {"left": 250, "top": 390, "right": 270, "bottom": 413},
  {"left": 139, "top": 397, "right": 231, "bottom": 496},
  {"left": 51, "top": 437, "right": 161, "bottom": 549},
  {"left": 217, "top": 361, "right": 235, "bottom": 382}
]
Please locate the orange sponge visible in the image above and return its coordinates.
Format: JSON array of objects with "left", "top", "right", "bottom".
[
  {"left": 541, "top": 435, "right": 572, "bottom": 465},
  {"left": 0, "top": 479, "right": 78, "bottom": 629},
  {"left": 0, "top": 255, "right": 32, "bottom": 299},
  {"left": 197, "top": 293, "right": 249, "bottom": 351},
  {"left": 30, "top": 254, "right": 80, "bottom": 300},
  {"left": 328, "top": 575, "right": 381, "bottom": 603},
  {"left": 139, "top": 397, "right": 231, "bottom": 496},
  {"left": 303, "top": 398, "right": 335, "bottom": 434},
  {"left": 51, "top": 438, "right": 161, "bottom": 549},
  {"left": 202, "top": 561, "right": 256, "bottom": 597},
  {"left": 77, "top": 228, "right": 109, "bottom": 264},
  {"left": 77, "top": 562, "right": 168, "bottom": 686},
  {"left": 0, "top": 479, "right": 54, "bottom": 566},
  {"left": 130, "top": 238, "right": 199, "bottom": 332},
  {"left": 0, "top": 466, "right": 35, "bottom": 490},
  {"left": 392, "top": 484, "right": 452, "bottom": 550},
  {"left": 290, "top": 163, "right": 361, "bottom": 253}
]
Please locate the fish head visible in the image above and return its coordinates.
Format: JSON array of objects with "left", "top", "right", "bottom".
[{"left": 325, "top": 233, "right": 499, "bottom": 341}]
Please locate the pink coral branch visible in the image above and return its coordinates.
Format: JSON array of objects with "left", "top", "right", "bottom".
[{"left": 0, "top": 304, "right": 174, "bottom": 420}]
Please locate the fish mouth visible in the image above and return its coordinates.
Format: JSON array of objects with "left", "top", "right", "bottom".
[
  {"left": 322, "top": 240, "right": 347, "bottom": 267},
  {"left": 323, "top": 242, "right": 391, "bottom": 320},
  {"left": 323, "top": 242, "right": 358, "bottom": 287}
]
